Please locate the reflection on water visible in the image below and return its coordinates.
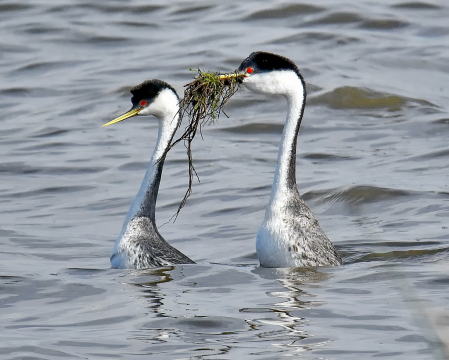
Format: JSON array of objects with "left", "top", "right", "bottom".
[
  {"left": 0, "top": 0, "right": 448, "bottom": 358},
  {"left": 119, "top": 265, "right": 331, "bottom": 356}
]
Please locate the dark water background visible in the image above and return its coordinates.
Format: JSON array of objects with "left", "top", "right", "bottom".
[{"left": 1, "top": 0, "right": 449, "bottom": 359}]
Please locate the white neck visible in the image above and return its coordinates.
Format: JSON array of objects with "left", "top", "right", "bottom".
[
  {"left": 120, "top": 91, "right": 179, "bottom": 230},
  {"left": 267, "top": 75, "right": 305, "bottom": 207}
]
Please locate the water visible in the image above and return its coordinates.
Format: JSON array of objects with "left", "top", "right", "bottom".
[{"left": 1, "top": 0, "right": 449, "bottom": 358}]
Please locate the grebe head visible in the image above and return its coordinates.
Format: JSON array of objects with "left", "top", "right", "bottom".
[
  {"left": 103, "top": 79, "right": 179, "bottom": 126},
  {"left": 236, "top": 52, "right": 303, "bottom": 97}
]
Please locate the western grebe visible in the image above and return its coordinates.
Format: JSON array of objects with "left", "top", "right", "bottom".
[
  {"left": 233, "top": 52, "right": 342, "bottom": 267},
  {"left": 103, "top": 79, "right": 195, "bottom": 269}
]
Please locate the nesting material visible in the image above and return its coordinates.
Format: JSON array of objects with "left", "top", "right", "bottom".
[{"left": 169, "top": 69, "right": 246, "bottom": 218}]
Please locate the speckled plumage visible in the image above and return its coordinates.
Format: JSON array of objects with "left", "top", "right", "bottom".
[
  {"left": 111, "top": 217, "right": 194, "bottom": 269},
  {"left": 256, "top": 188, "right": 341, "bottom": 268},
  {"left": 239, "top": 52, "right": 342, "bottom": 268}
]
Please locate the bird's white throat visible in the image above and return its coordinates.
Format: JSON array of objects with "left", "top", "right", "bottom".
[
  {"left": 242, "top": 70, "right": 303, "bottom": 98},
  {"left": 243, "top": 70, "right": 305, "bottom": 206}
]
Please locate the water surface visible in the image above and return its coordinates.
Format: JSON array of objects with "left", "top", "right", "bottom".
[{"left": 1, "top": 0, "right": 449, "bottom": 359}]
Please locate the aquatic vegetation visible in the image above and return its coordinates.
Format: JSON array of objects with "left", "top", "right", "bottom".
[{"left": 169, "top": 69, "right": 246, "bottom": 217}]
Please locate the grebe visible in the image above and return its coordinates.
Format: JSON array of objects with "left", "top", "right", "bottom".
[
  {"left": 234, "top": 52, "right": 342, "bottom": 267},
  {"left": 103, "top": 79, "right": 195, "bottom": 269}
]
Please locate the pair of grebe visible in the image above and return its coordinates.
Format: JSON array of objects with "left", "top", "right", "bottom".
[{"left": 104, "top": 52, "right": 342, "bottom": 269}]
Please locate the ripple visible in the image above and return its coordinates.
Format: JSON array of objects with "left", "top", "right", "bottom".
[
  {"left": 433, "top": 118, "right": 449, "bottom": 125},
  {"left": 202, "top": 206, "right": 244, "bottom": 217},
  {"left": 428, "top": 276, "right": 449, "bottom": 286},
  {"left": 171, "top": 5, "right": 214, "bottom": 15},
  {"left": 50, "top": 3, "right": 164, "bottom": 14},
  {"left": 342, "top": 239, "right": 449, "bottom": 264},
  {"left": 305, "top": 185, "right": 412, "bottom": 204},
  {"left": 177, "top": 34, "right": 230, "bottom": 46},
  {"left": 392, "top": 2, "right": 442, "bottom": 10},
  {"left": 31, "top": 128, "right": 70, "bottom": 138},
  {"left": 417, "top": 26, "right": 449, "bottom": 38},
  {"left": 19, "top": 142, "right": 79, "bottom": 151},
  {"left": 4, "top": 186, "right": 95, "bottom": 199},
  {"left": 15, "top": 61, "right": 81, "bottom": 74},
  {"left": 0, "top": 162, "right": 106, "bottom": 176},
  {"left": 0, "top": 42, "right": 33, "bottom": 53},
  {"left": 327, "top": 288, "right": 371, "bottom": 295},
  {"left": 408, "top": 148, "right": 449, "bottom": 161},
  {"left": 335, "top": 324, "right": 407, "bottom": 331},
  {"left": 309, "top": 87, "right": 407, "bottom": 111},
  {"left": 302, "top": 153, "right": 358, "bottom": 161},
  {"left": 302, "top": 12, "right": 364, "bottom": 26},
  {"left": 360, "top": 240, "right": 443, "bottom": 248},
  {"left": 117, "top": 161, "right": 146, "bottom": 171},
  {"left": 0, "top": 3, "right": 32, "bottom": 12},
  {"left": 70, "top": 35, "right": 131, "bottom": 45},
  {"left": 360, "top": 19, "right": 409, "bottom": 30},
  {"left": 126, "top": 5, "right": 165, "bottom": 14},
  {"left": 20, "top": 24, "right": 66, "bottom": 35},
  {"left": 0, "top": 345, "right": 73, "bottom": 358},
  {"left": 118, "top": 21, "right": 158, "bottom": 29},
  {"left": 142, "top": 316, "right": 246, "bottom": 336},
  {"left": 269, "top": 32, "right": 359, "bottom": 45},
  {"left": 244, "top": 4, "right": 324, "bottom": 20},
  {"left": 357, "top": 246, "right": 449, "bottom": 262},
  {"left": 0, "top": 87, "right": 61, "bottom": 97},
  {"left": 220, "top": 123, "right": 284, "bottom": 134},
  {"left": 0, "top": 275, "right": 25, "bottom": 286}
]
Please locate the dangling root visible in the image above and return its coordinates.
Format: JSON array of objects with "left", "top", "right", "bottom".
[{"left": 167, "top": 69, "right": 246, "bottom": 220}]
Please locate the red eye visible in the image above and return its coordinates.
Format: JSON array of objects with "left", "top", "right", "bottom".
[
  {"left": 246, "top": 67, "right": 254, "bottom": 74},
  {"left": 140, "top": 100, "right": 147, "bottom": 106}
]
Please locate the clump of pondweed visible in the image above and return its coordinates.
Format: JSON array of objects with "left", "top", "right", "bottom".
[{"left": 168, "top": 69, "right": 246, "bottom": 219}]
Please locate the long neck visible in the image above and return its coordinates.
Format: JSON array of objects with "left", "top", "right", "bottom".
[
  {"left": 269, "top": 76, "right": 306, "bottom": 205},
  {"left": 121, "top": 108, "right": 179, "bottom": 227}
]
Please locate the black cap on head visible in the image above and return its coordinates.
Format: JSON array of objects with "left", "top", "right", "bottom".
[
  {"left": 130, "top": 79, "right": 178, "bottom": 106},
  {"left": 237, "top": 51, "right": 301, "bottom": 77}
]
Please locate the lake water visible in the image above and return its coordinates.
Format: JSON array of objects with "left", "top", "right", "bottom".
[{"left": 1, "top": 0, "right": 449, "bottom": 359}]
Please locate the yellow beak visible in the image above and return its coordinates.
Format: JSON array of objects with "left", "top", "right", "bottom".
[
  {"left": 218, "top": 72, "right": 247, "bottom": 81},
  {"left": 102, "top": 107, "right": 142, "bottom": 127}
]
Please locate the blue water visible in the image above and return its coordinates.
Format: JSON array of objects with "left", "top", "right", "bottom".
[{"left": 1, "top": 0, "right": 449, "bottom": 359}]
